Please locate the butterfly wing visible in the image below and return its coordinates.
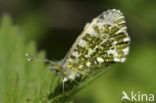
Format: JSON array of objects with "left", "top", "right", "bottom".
[{"left": 64, "top": 9, "right": 130, "bottom": 73}]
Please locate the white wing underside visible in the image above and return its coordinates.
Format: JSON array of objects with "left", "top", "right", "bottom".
[{"left": 65, "top": 9, "right": 130, "bottom": 63}]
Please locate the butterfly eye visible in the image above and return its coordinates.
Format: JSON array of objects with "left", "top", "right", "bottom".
[{"left": 49, "top": 65, "right": 56, "bottom": 73}]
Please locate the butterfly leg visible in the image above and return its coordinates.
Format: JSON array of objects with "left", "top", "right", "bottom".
[{"left": 62, "top": 77, "right": 68, "bottom": 92}]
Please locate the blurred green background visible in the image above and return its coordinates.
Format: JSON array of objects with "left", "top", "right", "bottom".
[{"left": 0, "top": 0, "right": 156, "bottom": 103}]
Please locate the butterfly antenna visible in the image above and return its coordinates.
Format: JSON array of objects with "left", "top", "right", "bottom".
[{"left": 25, "top": 53, "right": 53, "bottom": 64}]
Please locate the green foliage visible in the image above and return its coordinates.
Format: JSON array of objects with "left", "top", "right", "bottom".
[
  {"left": 0, "top": 15, "right": 112, "bottom": 103},
  {"left": 0, "top": 15, "right": 52, "bottom": 103}
]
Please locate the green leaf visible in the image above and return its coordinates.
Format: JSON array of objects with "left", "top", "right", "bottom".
[{"left": 0, "top": 14, "right": 53, "bottom": 103}]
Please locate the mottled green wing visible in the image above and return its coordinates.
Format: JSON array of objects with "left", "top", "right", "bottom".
[{"left": 65, "top": 9, "right": 130, "bottom": 73}]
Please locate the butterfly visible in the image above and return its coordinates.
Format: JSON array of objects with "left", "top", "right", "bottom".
[{"left": 27, "top": 9, "right": 130, "bottom": 91}]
